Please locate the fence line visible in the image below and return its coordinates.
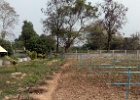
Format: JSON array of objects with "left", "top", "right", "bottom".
[
  {"left": 77, "top": 55, "right": 140, "bottom": 100},
  {"left": 60, "top": 50, "right": 140, "bottom": 58}
]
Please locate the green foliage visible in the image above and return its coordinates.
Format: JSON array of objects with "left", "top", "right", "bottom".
[
  {"left": 13, "top": 40, "right": 24, "bottom": 50},
  {"left": 26, "top": 36, "right": 47, "bottom": 54},
  {"left": 0, "top": 39, "right": 13, "bottom": 56},
  {"left": 28, "top": 73, "right": 40, "bottom": 87},
  {"left": 16, "top": 20, "right": 38, "bottom": 49},
  {"left": 122, "top": 32, "right": 140, "bottom": 50},
  {"left": 40, "top": 34, "right": 55, "bottom": 52},
  {"left": 110, "top": 34, "right": 124, "bottom": 50},
  {"left": 99, "top": 0, "right": 128, "bottom": 51},
  {"left": 28, "top": 51, "right": 37, "bottom": 60},
  {"left": 84, "top": 22, "right": 106, "bottom": 50},
  {"left": 42, "top": 0, "right": 98, "bottom": 53}
]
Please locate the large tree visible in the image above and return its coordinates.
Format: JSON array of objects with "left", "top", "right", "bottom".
[
  {"left": 42, "top": 0, "right": 98, "bottom": 53},
  {"left": 99, "top": 0, "right": 128, "bottom": 51},
  {"left": 0, "top": 0, "right": 19, "bottom": 39},
  {"left": 61, "top": 0, "right": 98, "bottom": 52},
  {"left": 84, "top": 21, "right": 106, "bottom": 50},
  {"left": 17, "top": 20, "right": 38, "bottom": 49},
  {"left": 42, "top": 0, "right": 66, "bottom": 53}
]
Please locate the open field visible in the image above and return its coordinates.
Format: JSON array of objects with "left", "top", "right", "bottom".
[{"left": 1, "top": 57, "right": 140, "bottom": 100}]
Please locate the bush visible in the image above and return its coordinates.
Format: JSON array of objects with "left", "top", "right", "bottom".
[
  {"left": 26, "top": 36, "right": 47, "bottom": 54},
  {"left": 28, "top": 51, "right": 37, "bottom": 60}
]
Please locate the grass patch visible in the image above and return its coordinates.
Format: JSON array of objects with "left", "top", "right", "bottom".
[{"left": 0, "top": 57, "right": 65, "bottom": 99}]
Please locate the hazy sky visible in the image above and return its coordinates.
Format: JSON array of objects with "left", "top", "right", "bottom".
[{"left": 5, "top": 0, "right": 140, "bottom": 39}]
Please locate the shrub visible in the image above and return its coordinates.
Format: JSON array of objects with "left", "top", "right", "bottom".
[
  {"left": 26, "top": 36, "right": 47, "bottom": 54},
  {"left": 28, "top": 51, "right": 37, "bottom": 60}
]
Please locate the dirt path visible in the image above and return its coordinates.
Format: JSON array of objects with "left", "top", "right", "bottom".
[{"left": 32, "top": 63, "right": 70, "bottom": 100}]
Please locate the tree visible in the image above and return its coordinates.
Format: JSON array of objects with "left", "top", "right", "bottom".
[
  {"left": 123, "top": 37, "right": 132, "bottom": 50},
  {"left": 42, "top": 0, "right": 98, "bottom": 53},
  {"left": 126, "top": 32, "right": 140, "bottom": 50},
  {"left": 60, "top": 0, "right": 98, "bottom": 52},
  {"left": 0, "top": 0, "right": 19, "bottom": 39},
  {"left": 99, "top": 0, "right": 128, "bottom": 51},
  {"left": 40, "top": 34, "right": 55, "bottom": 52},
  {"left": 42, "top": 0, "right": 66, "bottom": 53},
  {"left": 17, "top": 20, "right": 38, "bottom": 49},
  {"left": 26, "top": 36, "right": 47, "bottom": 54},
  {"left": 110, "top": 34, "right": 124, "bottom": 50},
  {"left": 14, "top": 39, "right": 24, "bottom": 50},
  {"left": 84, "top": 21, "right": 106, "bottom": 50}
]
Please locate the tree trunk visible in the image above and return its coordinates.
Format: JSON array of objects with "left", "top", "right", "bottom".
[
  {"left": 107, "top": 33, "right": 111, "bottom": 52},
  {"left": 56, "top": 33, "right": 59, "bottom": 53},
  {"left": 64, "top": 43, "right": 71, "bottom": 53}
]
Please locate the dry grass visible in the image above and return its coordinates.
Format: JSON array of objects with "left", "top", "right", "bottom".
[{"left": 52, "top": 57, "right": 140, "bottom": 100}]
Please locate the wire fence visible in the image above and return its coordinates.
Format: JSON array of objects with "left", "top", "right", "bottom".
[
  {"left": 74, "top": 55, "right": 140, "bottom": 100},
  {"left": 57, "top": 50, "right": 140, "bottom": 58}
]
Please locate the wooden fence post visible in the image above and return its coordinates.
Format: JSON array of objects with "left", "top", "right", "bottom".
[
  {"left": 99, "top": 50, "right": 102, "bottom": 57},
  {"left": 112, "top": 50, "right": 114, "bottom": 57},
  {"left": 137, "top": 50, "right": 139, "bottom": 58},
  {"left": 125, "top": 50, "right": 127, "bottom": 57},
  {"left": 76, "top": 50, "right": 78, "bottom": 60}
]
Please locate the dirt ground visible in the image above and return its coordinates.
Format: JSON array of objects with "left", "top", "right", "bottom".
[{"left": 33, "top": 59, "right": 140, "bottom": 100}]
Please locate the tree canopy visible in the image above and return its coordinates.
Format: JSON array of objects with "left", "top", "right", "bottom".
[
  {"left": 18, "top": 20, "right": 38, "bottom": 49},
  {"left": 84, "top": 21, "right": 106, "bottom": 50},
  {"left": 0, "top": 0, "right": 19, "bottom": 39},
  {"left": 26, "top": 35, "right": 47, "bottom": 54},
  {"left": 99, "top": 0, "right": 128, "bottom": 51},
  {"left": 42, "top": 0, "right": 98, "bottom": 52}
]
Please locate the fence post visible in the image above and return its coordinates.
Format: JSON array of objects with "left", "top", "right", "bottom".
[
  {"left": 87, "top": 50, "right": 89, "bottom": 57},
  {"left": 112, "top": 50, "right": 114, "bottom": 57},
  {"left": 80, "top": 53, "right": 82, "bottom": 67},
  {"left": 125, "top": 50, "right": 127, "bottom": 57},
  {"left": 99, "top": 50, "right": 102, "bottom": 57},
  {"left": 126, "top": 68, "right": 131, "bottom": 100},
  {"left": 76, "top": 50, "right": 78, "bottom": 60},
  {"left": 137, "top": 50, "right": 139, "bottom": 58}
]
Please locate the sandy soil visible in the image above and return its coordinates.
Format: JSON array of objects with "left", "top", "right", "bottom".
[{"left": 32, "top": 62, "right": 70, "bottom": 100}]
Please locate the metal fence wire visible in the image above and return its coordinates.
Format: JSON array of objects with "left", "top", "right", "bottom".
[{"left": 76, "top": 55, "right": 140, "bottom": 100}]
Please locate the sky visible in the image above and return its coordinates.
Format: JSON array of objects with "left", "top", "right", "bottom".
[{"left": 5, "top": 0, "right": 140, "bottom": 40}]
